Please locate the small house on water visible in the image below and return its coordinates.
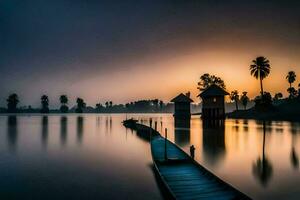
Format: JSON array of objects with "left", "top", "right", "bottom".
[
  {"left": 171, "top": 93, "right": 193, "bottom": 118},
  {"left": 198, "top": 84, "right": 229, "bottom": 119},
  {"left": 171, "top": 93, "right": 193, "bottom": 128}
]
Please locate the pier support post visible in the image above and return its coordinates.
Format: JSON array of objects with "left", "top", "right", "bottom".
[
  {"left": 164, "top": 128, "right": 168, "bottom": 161},
  {"left": 154, "top": 121, "right": 157, "bottom": 131}
]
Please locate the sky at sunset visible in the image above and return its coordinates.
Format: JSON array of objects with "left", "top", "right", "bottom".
[{"left": 1, "top": 0, "right": 300, "bottom": 107}]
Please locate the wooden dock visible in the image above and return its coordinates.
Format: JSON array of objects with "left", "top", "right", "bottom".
[{"left": 123, "top": 119, "right": 251, "bottom": 200}]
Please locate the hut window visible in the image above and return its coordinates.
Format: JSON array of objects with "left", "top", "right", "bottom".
[{"left": 213, "top": 97, "right": 217, "bottom": 103}]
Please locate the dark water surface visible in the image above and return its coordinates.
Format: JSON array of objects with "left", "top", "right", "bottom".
[{"left": 0, "top": 114, "right": 300, "bottom": 200}]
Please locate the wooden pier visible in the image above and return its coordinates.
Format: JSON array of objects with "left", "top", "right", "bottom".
[{"left": 123, "top": 119, "right": 251, "bottom": 200}]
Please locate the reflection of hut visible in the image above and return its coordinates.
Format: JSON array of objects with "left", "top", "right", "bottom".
[
  {"left": 198, "top": 85, "right": 229, "bottom": 119},
  {"left": 175, "top": 128, "right": 190, "bottom": 147},
  {"left": 202, "top": 120, "right": 226, "bottom": 166},
  {"left": 171, "top": 93, "right": 193, "bottom": 128}
]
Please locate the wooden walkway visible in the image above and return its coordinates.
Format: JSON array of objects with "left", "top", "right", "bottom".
[
  {"left": 151, "top": 135, "right": 251, "bottom": 200},
  {"left": 123, "top": 120, "right": 251, "bottom": 200}
]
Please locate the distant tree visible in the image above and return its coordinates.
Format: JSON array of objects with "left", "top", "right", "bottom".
[
  {"left": 273, "top": 93, "right": 283, "bottom": 101},
  {"left": 95, "top": 103, "right": 103, "bottom": 112},
  {"left": 197, "top": 73, "right": 226, "bottom": 91},
  {"left": 40, "top": 95, "right": 49, "bottom": 113},
  {"left": 109, "top": 101, "right": 113, "bottom": 108},
  {"left": 286, "top": 71, "right": 297, "bottom": 98},
  {"left": 60, "top": 95, "right": 69, "bottom": 113},
  {"left": 159, "top": 100, "right": 164, "bottom": 110},
  {"left": 254, "top": 92, "right": 273, "bottom": 109},
  {"left": 250, "top": 56, "right": 270, "bottom": 96},
  {"left": 240, "top": 91, "right": 249, "bottom": 110},
  {"left": 76, "top": 98, "right": 86, "bottom": 113},
  {"left": 105, "top": 101, "right": 109, "bottom": 108},
  {"left": 7, "top": 93, "right": 19, "bottom": 113},
  {"left": 286, "top": 71, "right": 296, "bottom": 89},
  {"left": 230, "top": 90, "right": 239, "bottom": 111},
  {"left": 287, "top": 87, "right": 297, "bottom": 98},
  {"left": 152, "top": 99, "right": 159, "bottom": 111}
]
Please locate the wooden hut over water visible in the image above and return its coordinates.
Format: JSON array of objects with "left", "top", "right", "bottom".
[
  {"left": 171, "top": 93, "right": 193, "bottom": 128},
  {"left": 198, "top": 84, "right": 229, "bottom": 119},
  {"left": 171, "top": 93, "right": 193, "bottom": 117}
]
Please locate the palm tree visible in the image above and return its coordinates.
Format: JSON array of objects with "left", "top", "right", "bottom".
[
  {"left": 250, "top": 56, "right": 271, "bottom": 96},
  {"left": 41, "top": 95, "right": 49, "bottom": 113},
  {"left": 286, "top": 71, "right": 296, "bottom": 97},
  {"left": 286, "top": 71, "right": 296, "bottom": 89},
  {"left": 230, "top": 90, "right": 239, "bottom": 111},
  {"left": 7, "top": 93, "right": 19, "bottom": 113},
  {"left": 60, "top": 95, "right": 69, "bottom": 113},
  {"left": 76, "top": 98, "right": 86, "bottom": 113},
  {"left": 241, "top": 91, "right": 249, "bottom": 110}
]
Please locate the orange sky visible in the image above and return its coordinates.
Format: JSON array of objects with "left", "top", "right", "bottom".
[{"left": 1, "top": 1, "right": 300, "bottom": 107}]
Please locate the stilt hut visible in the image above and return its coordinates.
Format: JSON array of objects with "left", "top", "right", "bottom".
[
  {"left": 198, "top": 84, "right": 229, "bottom": 119},
  {"left": 171, "top": 93, "right": 193, "bottom": 118}
]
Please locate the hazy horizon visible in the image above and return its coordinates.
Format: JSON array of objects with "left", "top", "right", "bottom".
[{"left": 1, "top": 0, "right": 300, "bottom": 107}]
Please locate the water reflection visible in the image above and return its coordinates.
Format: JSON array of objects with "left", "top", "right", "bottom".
[
  {"left": 105, "top": 116, "right": 112, "bottom": 134},
  {"left": 41, "top": 116, "right": 48, "bottom": 148},
  {"left": 7, "top": 115, "right": 18, "bottom": 151},
  {"left": 290, "top": 124, "right": 299, "bottom": 169},
  {"left": 232, "top": 120, "right": 239, "bottom": 132},
  {"left": 243, "top": 120, "right": 249, "bottom": 132},
  {"left": 174, "top": 117, "right": 190, "bottom": 147},
  {"left": 202, "top": 120, "right": 225, "bottom": 166},
  {"left": 252, "top": 121, "right": 273, "bottom": 187},
  {"left": 77, "top": 116, "right": 84, "bottom": 144},
  {"left": 60, "top": 116, "right": 68, "bottom": 146}
]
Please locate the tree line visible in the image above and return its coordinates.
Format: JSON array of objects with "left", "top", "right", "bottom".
[{"left": 4, "top": 95, "right": 174, "bottom": 113}]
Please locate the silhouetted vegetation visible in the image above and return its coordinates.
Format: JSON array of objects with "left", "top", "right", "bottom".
[
  {"left": 7, "top": 93, "right": 19, "bottom": 113},
  {"left": 75, "top": 98, "right": 86, "bottom": 113},
  {"left": 273, "top": 93, "right": 283, "bottom": 101},
  {"left": 197, "top": 73, "right": 226, "bottom": 91},
  {"left": 60, "top": 95, "right": 69, "bottom": 113},
  {"left": 241, "top": 92, "right": 249, "bottom": 110},
  {"left": 40, "top": 95, "right": 50, "bottom": 113},
  {"left": 250, "top": 56, "right": 270, "bottom": 96},
  {"left": 286, "top": 71, "right": 297, "bottom": 98},
  {"left": 230, "top": 90, "right": 239, "bottom": 111}
]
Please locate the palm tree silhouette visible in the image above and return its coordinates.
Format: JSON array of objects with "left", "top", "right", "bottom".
[
  {"left": 286, "top": 71, "right": 296, "bottom": 98},
  {"left": 250, "top": 56, "right": 270, "bottom": 96},
  {"left": 286, "top": 71, "right": 296, "bottom": 89},
  {"left": 40, "top": 95, "right": 49, "bottom": 113},
  {"left": 60, "top": 95, "right": 69, "bottom": 113},
  {"left": 7, "top": 93, "right": 19, "bottom": 113},
  {"left": 230, "top": 90, "right": 239, "bottom": 111},
  {"left": 76, "top": 98, "right": 86, "bottom": 113}
]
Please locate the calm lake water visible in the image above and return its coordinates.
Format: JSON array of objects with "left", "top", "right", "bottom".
[{"left": 0, "top": 114, "right": 300, "bottom": 200}]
